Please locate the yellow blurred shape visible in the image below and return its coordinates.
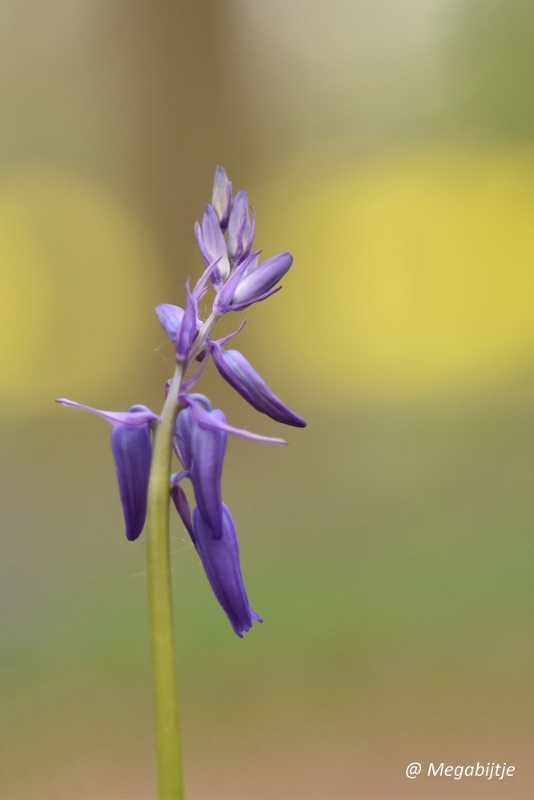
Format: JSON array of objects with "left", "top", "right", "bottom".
[
  {"left": 0, "top": 167, "right": 162, "bottom": 413},
  {"left": 256, "top": 146, "right": 534, "bottom": 400}
]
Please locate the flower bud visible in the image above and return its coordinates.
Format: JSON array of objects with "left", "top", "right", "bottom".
[
  {"left": 231, "top": 251, "right": 292, "bottom": 310},
  {"left": 195, "top": 205, "right": 231, "bottom": 285},
  {"left": 227, "top": 190, "right": 255, "bottom": 265},
  {"left": 211, "top": 166, "right": 233, "bottom": 230},
  {"left": 155, "top": 304, "right": 184, "bottom": 342},
  {"left": 210, "top": 342, "right": 306, "bottom": 427}
]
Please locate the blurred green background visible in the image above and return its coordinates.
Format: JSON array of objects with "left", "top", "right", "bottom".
[{"left": 2, "top": 2, "right": 534, "bottom": 798}]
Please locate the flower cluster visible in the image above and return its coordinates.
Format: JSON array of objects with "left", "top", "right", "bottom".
[{"left": 57, "top": 167, "right": 305, "bottom": 636}]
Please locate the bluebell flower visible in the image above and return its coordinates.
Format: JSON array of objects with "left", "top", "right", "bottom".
[
  {"left": 56, "top": 399, "right": 158, "bottom": 541},
  {"left": 210, "top": 340, "right": 306, "bottom": 427},
  {"left": 213, "top": 251, "right": 292, "bottom": 314},
  {"left": 230, "top": 251, "right": 293, "bottom": 309}
]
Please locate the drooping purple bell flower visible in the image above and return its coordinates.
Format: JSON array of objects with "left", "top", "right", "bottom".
[
  {"left": 56, "top": 399, "right": 158, "bottom": 541},
  {"left": 193, "top": 504, "right": 262, "bottom": 637},
  {"left": 211, "top": 166, "right": 233, "bottom": 230},
  {"left": 210, "top": 341, "right": 306, "bottom": 427},
  {"left": 111, "top": 415, "right": 153, "bottom": 541},
  {"left": 227, "top": 190, "right": 255, "bottom": 265},
  {"left": 174, "top": 401, "right": 226, "bottom": 539},
  {"left": 195, "top": 205, "right": 230, "bottom": 286}
]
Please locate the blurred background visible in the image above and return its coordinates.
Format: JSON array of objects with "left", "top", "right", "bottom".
[{"left": 2, "top": 1, "right": 534, "bottom": 797}]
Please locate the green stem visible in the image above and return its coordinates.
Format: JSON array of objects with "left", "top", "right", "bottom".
[{"left": 146, "top": 362, "right": 185, "bottom": 800}]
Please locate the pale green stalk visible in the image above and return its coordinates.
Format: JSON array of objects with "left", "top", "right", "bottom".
[
  {"left": 145, "top": 311, "right": 220, "bottom": 800},
  {"left": 145, "top": 362, "right": 185, "bottom": 800}
]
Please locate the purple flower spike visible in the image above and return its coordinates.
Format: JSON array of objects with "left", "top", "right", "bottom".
[
  {"left": 193, "top": 504, "right": 261, "bottom": 637},
  {"left": 195, "top": 205, "right": 230, "bottom": 286},
  {"left": 210, "top": 342, "right": 306, "bottom": 427},
  {"left": 111, "top": 406, "right": 153, "bottom": 541},
  {"left": 227, "top": 190, "right": 255, "bottom": 265},
  {"left": 155, "top": 304, "right": 185, "bottom": 342},
  {"left": 230, "top": 251, "right": 293, "bottom": 310},
  {"left": 211, "top": 166, "right": 233, "bottom": 230},
  {"left": 174, "top": 403, "right": 227, "bottom": 539}
]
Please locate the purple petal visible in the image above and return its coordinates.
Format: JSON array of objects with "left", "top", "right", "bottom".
[
  {"left": 241, "top": 251, "right": 259, "bottom": 277},
  {"left": 185, "top": 396, "right": 287, "bottom": 445},
  {"left": 190, "top": 408, "right": 227, "bottom": 538},
  {"left": 155, "top": 304, "right": 184, "bottom": 343},
  {"left": 56, "top": 399, "right": 159, "bottom": 427},
  {"left": 174, "top": 406, "right": 195, "bottom": 469},
  {"left": 211, "top": 166, "right": 233, "bottom": 230},
  {"left": 210, "top": 343, "right": 306, "bottom": 427},
  {"left": 176, "top": 280, "right": 198, "bottom": 360},
  {"left": 193, "top": 504, "right": 261, "bottom": 637},
  {"left": 193, "top": 258, "right": 219, "bottom": 298},
  {"left": 231, "top": 252, "right": 293, "bottom": 307},
  {"left": 195, "top": 205, "right": 230, "bottom": 284},
  {"left": 111, "top": 422, "right": 152, "bottom": 541}
]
